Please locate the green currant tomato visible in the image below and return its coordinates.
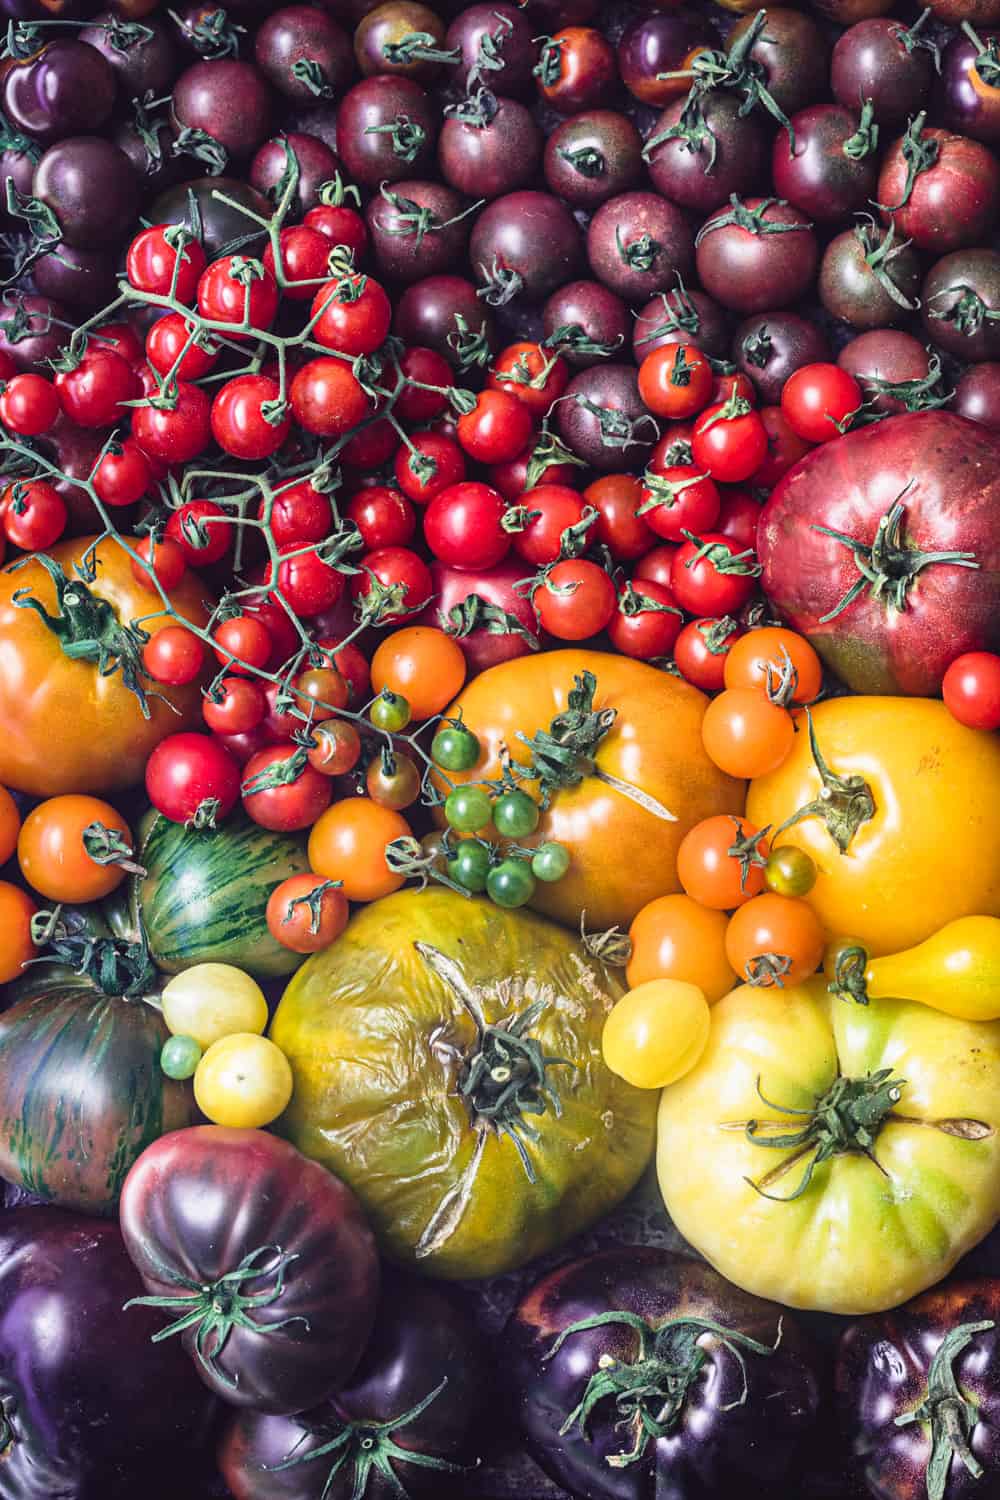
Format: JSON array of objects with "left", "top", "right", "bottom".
[
  {"left": 448, "top": 839, "right": 491, "bottom": 893},
  {"left": 531, "top": 841, "right": 571, "bottom": 883},
  {"left": 765, "top": 844, "right": 818, "bottom": 898},
  {"left": 160, "top": 1033, "right": 203, "bottom": 1080},
  {"left": 444, "top": 785, "right": 493, "bottom": 833},
  {"left": 370, "top": 690, "right": 411, "bottom": 732},
  {"left": 492, "top": 789, "right": 540, "bottom": 839},
  {"left": 431, "top": 723, "right": 480, "bottom": 772},
  {"left": 487, "top": 857, "right": 536, "bottom": 908}
]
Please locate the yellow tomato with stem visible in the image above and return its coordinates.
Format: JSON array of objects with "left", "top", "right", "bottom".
[
  {"left": 603, "top": 979, "right": 711, "bottom": 1088},
  {"left": 831, "top": 916, "right": 1000, "bottom": 1021},
  {"left": 194, "top": 1033, "right": 293, "bottom": 1128}
]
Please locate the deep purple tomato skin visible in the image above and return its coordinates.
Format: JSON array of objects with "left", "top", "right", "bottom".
[
  {"left": 508, "top": 1248, "right": 820, "bottom": 1500},
  {"left": 470, "top": 190, "right": 583, "bottom": 304},
  {"left": 937, "top": 28, "right": 1000, "bottom": 145},
  {"left": 151, "top": 176, "right": 272, "bottom": 259},
  {"left": 819, "top": 225, "right": 922, "bottom": 330},
  {"left": 733, "top": 311, "right": 831, "bottom": 407},
  {"left": 32, "top": 136, "right": 139, "bottom": 249},
  {"left": 393, "top": 274, "right": 497, "bottom": 366},
  {"left": 726, "top": 8, "right": 830, "bottom": 117},
  {"left": 544, "top": 109, "right": 642, "bottom": 208},
  {"left": 119, "top": 1125, "right": 380, "bottom": 1415},
  {"left": 587, "top": 190, "right": 694, "bottom": 302},
  {"left": 695, "top": 197, "right": 818, "bottom": 314},
  {"left": 837, "top": 329, "right": 931, "bottom": 414},
  {"left": 838, "top": 1279, "right": 1000, "bottom": 1500},
  {"left": 438, "top": 95, "right": 542, "bottom": 200},
  {"left": 32, "top": 242, "right": 118, "bottom": 310},
  {"left": 219, "top": 1276, "right": 488, "bottom": 1500},
  {"left": 445, "top": 2, "right": 536, "bottom": 96},
  {"left": 80, "top": 11, "right": 179, "bottom": 99},
  {"left": 617, "top": 10, "right": 712, "bottom": 109},
  {"left": 171, "top": 59, "right": 273, "bottom": 157},
  {"left": 645, "top": 93, "right": 768, "bottom": 214},
  {"left": 758, "top": 411, "right": 1000, "bottom": 694},
  {"left": 877, "top": 128, "right": 1000, "bottom": 253},
  {"left": 922, "top": 248, "right": 1000, "bottom": 362},
  {"left": 556, "top": 363, "right": 656, "bottom": 471},
  {"left": 2, "top": 38, "right": 116, "bottom": 143},
  {"left": 250, "top": 132, "right": 340, "bottom": 214},
  {"left": 633, "top": 286, "right": 730, "bottom": 363},
  {"left": 253, "top": 4, "right": 353, "bottom": 103},
  {"left": 772, "top": 104, "right": 880, "bottom": 222},
  {"left": 0, "top": 1207, "right": 217, "bottom": 1500},
  {"left": 954, "top": 363, "right": 1000, "bottom": 430},
  {"left": 543, "top": 278, "right": 630, "bottom": 367},
  {"left": 366, "top": 179, "right": 471, "bottom": 281},
  {"left": 335, "top": 74, "right": 437, "bottom": 186},
  {"left": 831, "top": 18, "right": 933, "bottom": 132}
]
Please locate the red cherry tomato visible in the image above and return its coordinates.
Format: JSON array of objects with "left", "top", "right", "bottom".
[
  {"left": 671, "top": 532, "right": 760, "bottom": 616},
  {"left": 532, "top": 559, "right": 616, "bottom": 640},
  {"left": 1, "top": 478, "right": 66, "bottom": 550},
  {"left": 165, "top": 499, "right": 231, "bottom": 565},
  {"left": 212, "top": 615, "right": 273, "bottom": 670},
  {"left": 145, "top": 732, "right": 241, "bottom": 824},
  {"left": 146, "top": 312, "right": 219, "bottom": 382},
  {"left": 638, "top": 343, "right": 714, "bottom": 421},
  {"left": 311, "top": 273, "right": 392, "bottom": 356},
  {"left": 943, "top": 651, "right": 1000, "bottom": 731},
  {"left": 608, "top": 579, "right": 683, "bottom": 660},
  {"left": 0, "top": 373, "right": 60, "bottom": 435},
  {"left": 352, "top": 547, "right": 433, "bottom": 621},
  {"left": 211, "top": 375, "right": 290, "bottom": 461},
  {"left": 346, "top": 486, "right": 415, "bottom": 550},
  {"left": 510, "top": 484, "right": 588, "bottom": 567},
  {"left": 241, "top": 744, "right": 333, "bottom": 831},
  {"left": 202, "top": 676, "right": 268, "bottom": 735},
  {"left": 781, "top": 363, "right": 862, "bottom": 445},
  {"left": 126, "top": 225, "right": 206, "bottom": 301},
  {"left": 393, "top": 432, "right": 467, "bottom": 504},
  {"left": 674, "top": 616, "right": 745, "bottom": 691},
  {"left": 130, "top": 535, "right": 187, "bottom": 591},
  {"left": 93, "top": 438, "right": 153, "bottom": 508},
  {"left": 197, "top": 255, "right": 279, "bottom": 340},
  {"left": 584, "top": 473, "right": 655, "bottom": 562},
  {"left": 289, "top": 358, "right": 369, "bottom": 438},
  {"left": 456, "top": 388, "right": 533, "bottom": 465},
  {"left": 691, "top": 399, "right": 768, "bottom": 484},
  {"left": 487, "top": 342, "right": 569, "bottom": 419},
  {"left": 639, "top": 464, "right": 719, "bottom": 544},
  {"left": 263, "top": 225, "right": 334, "bottom": 300},
  {"left": 424, "top": 482, "right": 511, "bottom": 571},
  {"left": 131, "top": 380, "right": 211, "bottom": 464},
  {"left": 749, "top": 405, "right": 813, "bottom": 488},
  {"left": 141, "top": 626, "right": 205, "bottom": 686},
  {"left": 55, "top": 348, "right": 139, "bottom": 429}
]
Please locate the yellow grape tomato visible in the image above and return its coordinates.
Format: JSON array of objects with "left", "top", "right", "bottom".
[{"left": 602, "top": 979, "right": 711, "bottom": 1090}]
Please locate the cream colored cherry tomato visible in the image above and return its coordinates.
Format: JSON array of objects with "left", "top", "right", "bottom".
[
  {"left": 161, "top": 963, "right": 268, "bottom": 1050},
  {"left": 602, "top": 979, "right": 711, "bottom": 1089},
  {"left": 193, "top": 1033, "right": 293, "bottom": 1128}
]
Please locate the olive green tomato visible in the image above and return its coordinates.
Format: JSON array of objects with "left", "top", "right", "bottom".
[
  {"left": 444, "top": 785, "right": 493, "bottom": 833},
  {"left": 487, "top": 858, "right": 536, "bottom": 908},
  {"left": 448, "top": 839, "right": 491, "bottom": 893},
  {"left": 492, "top": 789, "right": 540, "bottom": 839},
  {"left": 370, "top": 690, "right": 411, "bottom": 732},
  {"left": 765, "top": 844, "right": 818, "bottom": 898},
  {"left": 161, "top": 962, "right": 269, "bottom": 1050},
  {"left": 431, "top": 723, "right": 480, "bottom": 772},
  {"left": 531, "top": 841, "right": 571, "bottom": 883},
  {"left": 160, "top": 1034, "right": 202, "bottom": 1080}
]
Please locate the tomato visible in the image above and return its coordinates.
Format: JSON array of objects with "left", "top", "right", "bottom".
[
  {"left": 308, "top": 798, "right": 412, "bottom": 902},
  {"left": 442, "top": 651, "right": 743, "bottom": 930},
  {"left": 702, "top": 688, "right": 796, "bottom": 778},
  {"left": 724, "top": 891, "right": 824, "bottom": 988},
  {"left": 212, "top": 614, "right": 272, "bottom": 671},
  {"left": 146, "top": 312, "right": 218, "bottom": 382},
  {"left": 345, "top": 485, "right": 415, "bottom": 550},
  {"left": 724, "top": 626, "right": 823, "bottom": 705},
  {"left": 17, "top": 793, "right": 133, "bottom": 903},
  {"left": 424, "top": 482, "right": 511, "bottom": 571},
  {"left": 2, "top": 478, "right": 66, "bottom": 551},
  {"left": 633, "top": 543, "right": 679, "bottom": 591},
  {"left": 266, "top": 874, "right": 349, "bottom": 954},
  {"left": 197, "top": 255, "right": 279, "bottom": 339},
  {"left": 607, "top": 579, "right": 683, "bottom": 661},
  {"left": 146, "top": 732, "right": 241, "bottom": 825},
  {"left": 584, "top": 473, "right": 655, "bottom": 561},
  {"left": 193, "top": 1034, "right": 293, "bottom": 1129},
  {"left": 131, "top": 381, "right": 211, "bottom": 465},
  {"left": 265, "top": 479, "right": 334, "bottom": 548},
  {"left": 692, "top": 399, "right": 768, "bottom": 483},
  {"left": 307, "top": 718, "right": 362, "bottom": 776},
  {"left": 305, "top": 200, "right": 369, "bottom": 258},
  {"left": 657, "top": 980, "right": 1000, "bottom": 1313},
  {"left": 127, "top": 224, "right": 206, "bottom": 301},
  {"left": 164, "top": 500, "right": 230, "bottom": 567},
  {"left": 270, "top": 887, "right": 656, "bottom": 1278},
  {"left": 95, "top": 321, "right": 144, "bottom": 367},
  {"left": 0, "top": 372, "right": 60, "bottom": 435},
  {"left": 764, "top": 843, "right": 817, "bottom": 899},
  {"left": 352, "top": 545, "right": 433, "bottom": 620},
  {"left": 289, "top": 358, "right": 369, "bottom": 437},
  {"left": 130, "top": 535, "right": 187, "bottom": 592},
  {"left": 488, "top": 341, "right": 569, "bottom": 418},
  {"left": 715, "top": 488, "right": 762, "bottom": 552},
  {"left": 93, "top": 438, "right": 153, "bottom": 509},
  {"left": 833, "top": 916, "right": 1000, "bottom": 1024},
  {"left": 638, "top": 343, "right": 714, "bottom": 421},
  {"left": 671, "top": 532, "right": 760, "bottom": 616},
  {"left": 241, "top": 745, "right": 332, "bottom": 832},
  {"left": 0, "top": 880, "right": 36, "bottom": 984},
  {"left": 370, "top": 626, "right": 467, "bottom": 719},
  {"left": 366, "top": 750, "right": 421, "bottom": 811},
  {"left": 0, "top": 783, "right": 19, "bottom": 864},
  {"left": 456, "top": 388, "right": 533, "bottom": 465},
  {"left": 142, "top": 625, "right": 205, "bottom": 686},
  {"left": 273, "top": 547, "right": 345, "bottom": 619},
  {"left": 314, "top": 636, "right": 371, "bottom": 705},
  {"left": 211, "top": 375, "right": 291, "bottom": 462},
  {"left": 0, "top": 535, "right": 211, "bottom": 797},
  {"left": 943, "top": 651, "right": 1000, "bottom": 731},
  {"left": 781, "top": 362, "right": 862, "bottom": 444},
  {"left": 161, "top": 963, "right": 268, "bottom": 1049},
  {"left": 674, "top": 616, "right": 745, "bottom": 691},
  {"left": 394, "top": 431, "right": 467, "bottom": 504},
  {"left": 293, "top": 666, "right": 349, "bottom": 720},
  {"left": 311, "top": 273, "right": 391, "bottom": 356},
  {"left": 533, "top": 560, "right": 616, "bottom": 640},
  {"left": 711, "top": 372, "right": 757, "bottom": 407},
  {"left": 262, "top": 224, "right": 333, "bottom": 299},
  {"left": 510, "top": 484, "right": 589, "bottom": 568},
  {"left": 639, "top": 463, "right": 720, "bottom": 544},
  {"left": 55, "top": 348, "right": 139, "bottom": 430},
  {"left": 677, "top": 814, "right": 769, "bottom": 911},
  {"left": 202, "top": 675, "right": 269, "bottom": 737},
  {"left": 603, "top": 978, "right": 711, "bottom": 1089},
  {"left": 626, "top": 892, "right": 735, "bottom": 1003},
  {"left": 750, "top": 404, "right": 813, "bottom": 487}
]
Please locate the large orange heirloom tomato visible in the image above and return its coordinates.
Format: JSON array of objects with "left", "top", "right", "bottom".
[
  {"left": 746, "top": 697, "right": 1000, "bottom": 956},
  {"left": 438, "top": 650, "right": 744, "bottom": 931},
  {"left": 0, "top": 536, "right": 211, "bottom": 797}
]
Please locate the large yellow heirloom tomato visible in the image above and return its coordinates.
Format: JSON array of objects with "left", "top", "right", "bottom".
[
  {"left": 746, "top": 697, "right": 1000, "bottom": 956},
  {"left": 438, "top": 650, "right": 743, "bottom": 931},
  {"left": 270, "top": 887, "right": 657, "bottom": 1279},
  {"left": 657, "top": 979, "right": 1000, "bottom": 1314}
]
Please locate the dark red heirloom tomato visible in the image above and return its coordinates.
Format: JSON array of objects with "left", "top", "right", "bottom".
[
  {"left": 877, "top": 123, "right": 1000, "bottom": 253},
  {"left": 119, "top": 1126, "right": 380, "bottom": 1415},
  {"left": 417, "top": 558, "right": 540, "bottom": 674}
]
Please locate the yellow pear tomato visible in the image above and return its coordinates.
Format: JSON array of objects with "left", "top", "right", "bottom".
[{"left": 603, "top": 979, "right": 711, "bottom": 1089}]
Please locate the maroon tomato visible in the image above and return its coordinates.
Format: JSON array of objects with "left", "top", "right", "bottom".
[
  {"left": 394, "top": 346, "right": 452, "bottom": 424},
  {"left": 211, "top": 376, "right": 290, "bottom": 461},
  {"left": 877, "top": 123, "right": 1000, "bottom": 253},
  {"left": 942, "top": 651, "right": 1000, "bottom": 730},
  {"left": 671, "top": 532, "right": 760, "bottom": 616},
  {"left": 417, "top": 558, "right": 540, "bottom": 673},
  {"left": 241, "top": 744, "right": 333, "bottom": 831},
  {"left": 424, "top": 482, "right": 511, "bottom": 571},
  {"left": 145, "top": 731, "right": 241, "bottom": 823},
  {"left": 532, "top": 559, "right": 616, "bottom": 640},
  {"left": 692, "top": 399, "right": 768, "bottom": 484},
  {"left": 715, "top": 489, "right": 763, "bottom": 552},
  {"left": 781, "top": 363, "right": 862, "bottom": 444},
  {"left": 674, "top": 616, "right": 745, "bottom": 691},
  {"left": 608, "top": 579, "right": 683, "bottom": 660}
]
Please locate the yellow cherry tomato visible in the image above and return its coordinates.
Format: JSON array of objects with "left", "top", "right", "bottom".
[
  {"left": 194, "top": 1033, "right": 293, "bottom": 1128},
  {"left": 603, "top": 979, "right": 711, "bottom": 1089},
  {"left": 161, "top": 963, "right": 268, "bottom": 1050},
  {"left": 830, "top": 916, "right": 1000, "bottom": 1022}
]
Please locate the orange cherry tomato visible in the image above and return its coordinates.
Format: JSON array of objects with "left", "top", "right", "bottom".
[
  {"left": 724, "top": 891, "right": 825, "bottom": 989},
  {"left": 266, "top": 873, "right": 350, "bottom": 954},
  {"left": 0, "top": 880, "right": 37, "bottom": 984},
  {"left": 308, "top": 798, "right": 412, "bottom": 902},
  {"left": 626, "top": 892, "right": 735, "bottom": 1003},
  {"left": 676, "top": 814, "right": 770, "bottom": 911},
  {"left": 723, "top": 626, "right": 823, "bottom": 704},
  {"left": 17, "top": 794, "right": 134, "bottom": 903},
  {"left": 637, "top": 343, "right": 714, "bottom": 421},
  {"left": 701, "top": 688, "right": 796, "bottom": 778},
  {"left": 0, "top": 784, "right": 20, "bottom": 865},
  {"left": 370, "top": 627, "right": 467, "bottom": 720}
]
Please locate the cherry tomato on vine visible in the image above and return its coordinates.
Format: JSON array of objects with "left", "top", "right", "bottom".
[
  {"left": 145, "top": 313, "right": 219, "bottom": 382},
  {"left": 724, "top": 626, "right": 823, "bottom": 705},
  {"left": 212, "top": 615, "right": 273, "bottom": 670},
  {"left": 781, "top": 363, "right": 862, "bottom": 445},
  {"left": 638, "top": 343, "right": 714, "bottom": 421},
  {"left": 691, "top": 398, "right": 768, "bottom": 483},
  {"left": 607, "top": 580, "right": 683, "bottom": 661},
  {"left": 393, "top": 432, "right": 466, "bottom": 504},
  {"left": 96, "top": 322, "right": 144, "bottom": 367},
  {"left": 314, "top": 636, "right": 371, "bottom": 706},
  {"left": 266, "top": 873, "right": 349, "bottom": 954},
  {"left": 0, "top": 372, "right": 60, "bottom": 435},
  {"left": 0, "top": 881, "right": 37, "bottom": 985},
  {"left": 724, "top": 892, "right": 825, "bottom": 988},
  {"left": 764, "top": 844, "right": 818, "bottom": 899},
  {"left": 311, "top": 272, "right": 392, "bottom": 356},
  {"left": 424, "top": 482, "right": 511, "bottom": 571},
  {"left": 197, "top": 256, "right": 279, "bottom": 339},
  {"left": 202, "top": 676, "right": 268, "bottom": 736},
  {"left": 55, "top": 348, "right": 139, "bottom": 429},
  {"left": 366, "top": 750, "right": 422, "bottom": 810},
  {"left": 165, "top": 499, "right": 231, "bottom": 565},
  {"left": 17, "top": 794, "right": 133, "bottom": 903},
  {"left": 93, "top": 438, "right": 153, "bottom": 508},
  {"left": 510, "top": 484, "right": 589, "bottom": 568},
  {"left": 289, "top": 358, "right": 370, "bottom": 438},
  {"left": 584, "top": 473, "right": 654, "bottom": 562},
  {"left": 146, "top": 732, "right": 241, "bottom": 825},
  {"left": 370, "top": 626, "right": 467, "bottom": 720},
  {"left": 639, "top": 464, "right": 719, "bottom": 545},
  {"left": 369, "top": 689, "right": 411, "bottom": 733},
  {"left": 346, "top": 485, "right": 415, "bottom": 551},
  {"left": 456, "top": 388, "right": 533, "bottom": 465},
  {"left": 626, "top": 892, "right": 735, "bottom": 1003},
  {"left": 701, "top": 688, "right": 795, "bottom": 779},
  {"left": 394, "top": 346, "right": 452, "bottom": 424},
  {"left": 262, "top": 225, "right": 334, "bottom": 300},
  {"left": 304, "top": 201, "right": 369, "bottom": 259},
  {"left": 487, "top": 857, "right": 536, "bottom": 908},
  {"left": 670, "top": 532, "right": 760, "bottom": 617},
  {"left": 241, "top": 745, "right": 332, "bottom": 832},
  {"left": 487, "top": 342, "right": 569, "bottom": 419},
  {"left": 444, "top": 785, "right": 492, "bottom": 832},
  {"left": 211, "top": 375, "right": 290, "bottom": 461},
  {"left": 132, "top": 381, "right": 212, "bottom": 464},
  {"left": 673, "top": 617, "right": 745, "bottom": 691},
  {"left": 127, "top": 225, "right": 206, "bottom": 301},
  {"left": 308, "top": 797, "right": 413, "bottom": 902},
  {"left": 142, "top": 626, "right": 206, "bottom": 686},
  {"left": 293, "top": 666, "right": 349, "bottom": 721},
  {"left": 750, "top": 405, "right": 813, "bottom": 487},
  {"left": 130, "top": 535, "right": 187, "bottom": 592},
  {"left": 942, "top": 652, "right": 1000, "bottom": 731},
  {"left": 273, "top": 547, "right": 345, "bottom": 619},
  {"left": 1, "top": 479, "right": 66, "bottom": 550},
  {"left": 534, "top": 25, "right": 616, "bottom": 112},
  {"left": 352, "top": 547, "right": 433, "bottom": 620},
  {"left": 307, "top": 718, "right": 362, "bottom": 776},
  {"left": 493, "top": 788, "right": 540, "bottom": 838},
  {"left": 676, "top": 814, "right": 769, "bottom": 911},
  {"left": 431, "top": 721, "right": 480, "bottom": 772},
  {"left": 265, "top": 478, "right": 334, "bottom": 548},
  {"left": 532, "top": 559, "right": 616, "bottom": 641},
  {"left": 448, "top": 838, "right": 491, "bottom": 892}
]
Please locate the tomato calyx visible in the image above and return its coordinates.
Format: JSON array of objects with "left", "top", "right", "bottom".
[
  {"left": 567, "top": 393, "right": 659, "bottom": 452},
  {"left": 476, "top": 254, "right": 525, "bottom": 309},
  {"left": 638, "top": 470, "right": 707, "bottom": 514},
  {"left": 774, "top": 709, "right": 875, "bottom": 855},
  {"left": 928, "top": 281, "right": 1000, "bottom": 337},
  {"left": 377, "top": 186, "right": 484, "bottom": 249},
  {"left": 447, "top": 312, "right": 494, "bottom": 370},
  {"left": 544, "top": 1308, "right": 782, "bottom": 1468},
  {"left": 443, "top": 594, "right": 540, "bottom": 648},
  {"left": 617, "top": 580, "right": 681, "bottom": 620},
  {"left": 843, "top": 99, "right": 880, "bottom": 161},
  {"left": 29, "top": 906, "right": 155, "bottom": 999},
  {"left": 180, "top": 6, "right": 244, "bottom": 59},
  {"left": 281, "top": 878, "right": 344, "bottom": 936},
  {"left": 125, "top": 1243, "right": 309, "bottom": 1392},
  {"left": 698, "top": 615, "right": 741, "bottom": 653},
  {"left": 383, "top": 31, "right": 461, "bottom": 65},
  {"left": 812, "top": 495, "right": 979, "bottom": 620},
  {"left": 525, "top": 428, "right": 587, "bottom": 488},
  {"left": 579, "top": 910, "right": 632, "bottom": 968},
  {"left": 173, "top": 126, "right": 228, "bottom": 176},
  {"left": 241, "top": 745, "right": 310, "bottom": 797},
  {"left": 558, "top": 143, "right": 606, "bottom": 178},
  {"left": 892, "top": 7, "right": 941, "bottom": 67},
  {"left": 727, "top": 817, "right": 771, "bottom": 890},
  {"left": 384, "top": 835, "right": 472, "bottom": 899},
  {"left": 680, "top": 531, "right": 762, "bottom": 577},
  {"left": 695, "top": 195, "right": 810, "bottom": 250},
  {"left": 634, "top": 281, "right": 703, "bottom": 350},
  {"left": 829, "top": 944, "right": 872, "bottom": 1006},
  {"left": 289, "top": 57, "right": 335, "bottom": 99},
  {"left": 964, "top": 22, "right": 1000, "bottom": 86},
  {"left": 850, "top": 356, "right": 952, "bottom": 425},
  {"left": 615, "top": 227, "right": 661, "bottom": 273},
  {"left": 533, "top": 35, "right": 565, "bottom": 88},
  {"left": 894, "top": 1320, "right": 996, "bottom": 1500},
  {"left": 81, "top": 820, "right": 146, "bottom": 876},
  {"left": 743, "top": 1067, "right": 906, "bottom": 1201},
  {"left": 877, "top": 111, "right": 940, "bottom": 212},
  {"left": 743, "top": 951, "right": 793, "bottom": 988},
  {"left": 542, "top": 323, "right": 624, "bottom": 361}
]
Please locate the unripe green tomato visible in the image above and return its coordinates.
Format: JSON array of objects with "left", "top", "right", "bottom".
[
  {"left": 448, "top": 839, "right": 491, "bottom": 893},
  {"left": 444, "top": 785, "right": 493, "bottom": 833},
  {"left": 532, "top": 841, "right": 571, "bottom": 883},
  {"left": 765, "top": 844, "right": 818, "bottom": 898},
  {"left": 487, "top": 857, "right": 536, "bottom": 908},
  {"left": 370, "top": 690, "right": 411, "bottom": 732},
  {"left": 161, "top": 1033, "right": 202, "bottom": 1080},
  {"left": 431, "top": 723, "right": 480, "bottom": 772},
  {"left": 493, "top": 789, "right": 540, "bottom": 839}
]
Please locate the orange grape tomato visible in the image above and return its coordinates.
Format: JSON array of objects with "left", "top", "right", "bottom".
[
  {"left": 626, "top": 892, "right": 736, "bottom": 1003},
  {"left": 17, "top": 794, "right": 134, "bottom": 903},
  {"left": 701, "top": 688, "right": 796, "bottom": 779},
  {"left": 308, "top": 798, "right": 412, "bottom": 903}
]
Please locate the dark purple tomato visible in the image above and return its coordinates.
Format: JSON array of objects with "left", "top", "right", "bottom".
[
  {"left": 151, "top": 175, "right": 271, "bottom": 258},
  {"left": 542, "top": 277, "right": 629, "bottom": 366},
  {"left": 394, "top": 273, "right": 497, "bottom": 366},
  {"left": 254, "top": 4, "right": 353, "bottom": 102},
  {"left": 922, "top": 246, "right": 1000, "bottom": 361},
  {"left": 445, "top": 1, "right": 536, "bottom": 96},
  {"left": 696, "top": 196, "right": 818, "bottom": 314},
  {"left": 633, "top": 284, "right": 730, "bottom": 363},
  {"left": 354, "top": 1, "right": 451, "bottom": 83},
  {"left": 926, "top": 0, "right": 1000, "bottom": 22},
  {"left": 0, "top": 121, "right": 41, "bottom": 215},
  {"left": 954, "top": 362, "right": 1000, "bottom": 429},
  {"left": 587, "top": 189, "right": 694, "bottom": 302},
  {"left": 938, "top": 26, "right": 1000, "bottom": 144},
  {"left": 119, "top": 1126, "right": 380, "bottom": 1416},
  {"left": 534, "top": 25, "right": 617, "bottom": 116},
  {"left": 220, "top": 1276, "right": 487, "bottom": 1500},
  {"left": 838, "top": 329, "right": 932, "bottom": 414},
  {"left": 557, "top": 363, "right": 656, "bottom": 470},
  {"left": 509, "top": 1248, "right": 820, "bottom": 1500},
  {"left": 832, "top": 16, "right": 936, "bottom": 133},
  {"left": 0, "top": 293, "right": 67, "bottom": 373},
  {"left": 44, "top": 417, "right": 107, "bottom": 533},
  {"left": 733, "top": 311, "right": 831, "bottom": 406},
  {"left": 644, "top": 92, "right": 768, "bottom": 214},
  {"left": 114, "top": 112, "right": 184, "bottom": 194},
  {"left": 617, "top": 10, "right": 711, "bottom": 109},
  {"left": 519, "top": 0, "right": 600, "bottom": 28},
  {"left": 0, "top": 1207, "right": 217, "bottom": 1500},
  {"left": 438, "top": 90, "right": 542, "bottom": 199},
  {"left": 33, "top": 241, "right": 117, "bottom": 309},
  {"left": 470, "top": 189, "right": 583, "bottom": 305},
  {"left": 366, "top": 178, "right": 471, "bottom": 281},
  {"left": 819, "top": 219, "right": 922, "bottom": 329},
  {"left": 171, "top": 59, "right": 272, "bottom": 158},
  {"left": 250, "top": 131, "right": 340, "bottom": 213},
  {"left": 335, "top": 74, "right": 436, "bottom": 185},
  {"left": 772, "top": 103, "right": 880, "bottom": 222},
  {"left": 170, "top": 0, "right": 246, "bottom": 57},
  {"left": 726, "top": 8, "right": 830, "bottom": 118},
  {"left": 544, "top": 108, "right": 641, "bottom": 207},
  {"left": 79, "top": 11, "right": 179, "bottom": 98},
  {"left": 33, "top": 136, "right": 138, "bottom": 248},
  {"left": 877, "top": 126, "right": 1000, "bottom": 254},
  {"left": 287, "top": 104, "right": 339, "bottom": 154},
  {"left": 2, "top": 39, "right": 115, "bottom": 144}
]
